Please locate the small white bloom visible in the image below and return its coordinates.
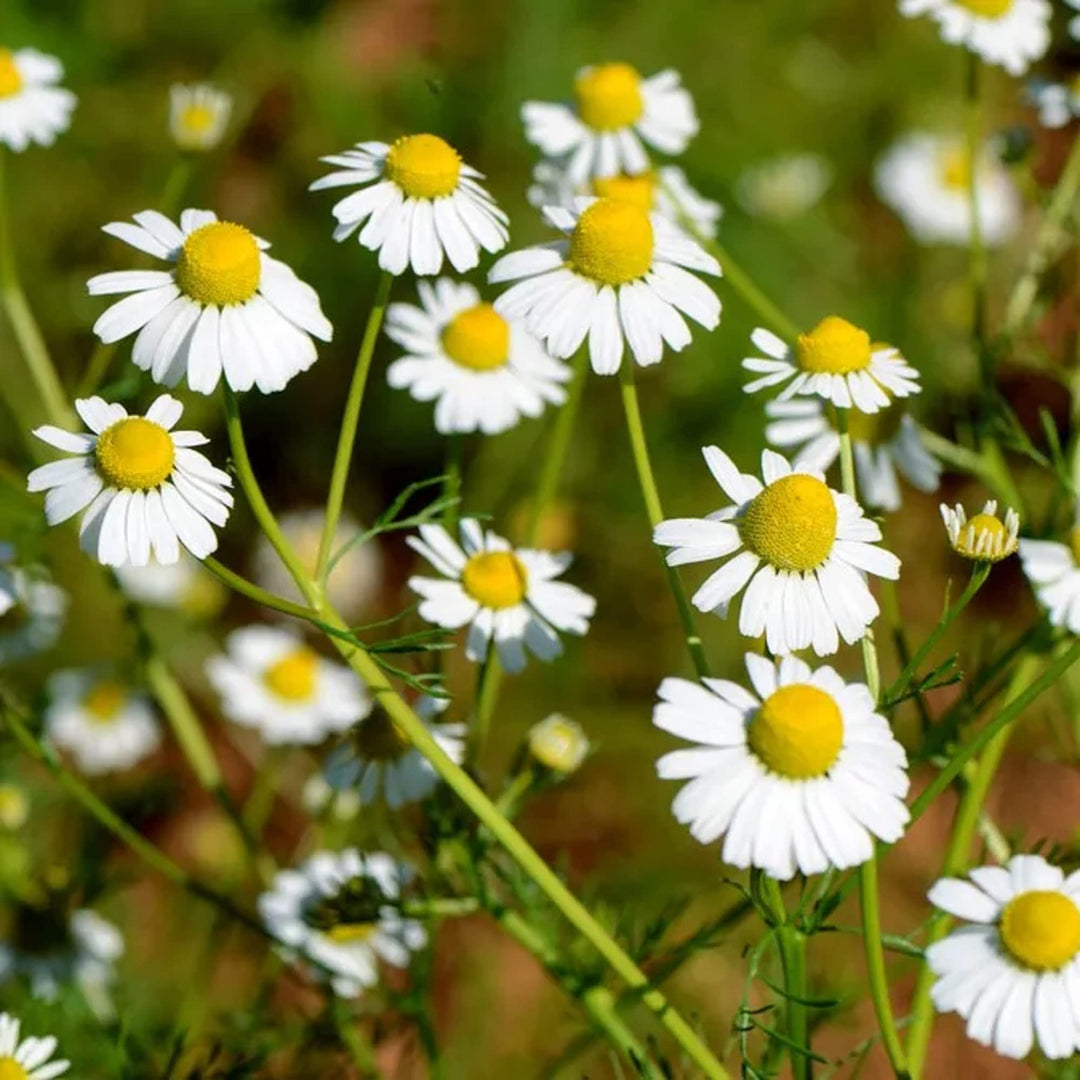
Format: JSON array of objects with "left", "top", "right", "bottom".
[
  {"left": 654, "top": 447, "right": 901, "bottom": 657},
  {"left": 258, "top": 849, "right": 426, "bottom": 998},
  {"left": 0, "top": 558, "right": 65, "bottom": 663},
  {"left": 45, "top": 670, "right": 160, "bottom": 775},
  {"left": 0, "top": 47, "right": 75, "bottom": 152},
  {"left": 1020, "top": 525, "right": 1080, "bottom": 633},
  {"left": 1027, "top": 77, "right": 1080, "bottom": 129},
  {"left": 734, "top": 153, "right": 832, "bottom": 220},
  {"left": 941, "top": 499, "right": 1019, "bottom": 562},
  {"left": 743, "top": 319, "right": 920, "bottom": 415},
  {"left": 207, "top": 625, "right": 370, "bottom": 746},
  {"left": 169, "top": 83, "right": 231, "bottom": 151},
  {"left": 115, "top": 551, "right": 224, "bottom": 615},
  {"left": 656, "top": 654, "right": 909, "bottom": 879},
  {"left": 1070, "top": 0, "right": 1080, "bottom": 40},
  {"left": 385, "top": 277, "right": 569, "bottom": 435},
  {"left": 490, "top": 196, "right": 720, "bottom": 375},
  {"left": 408, "top": 519, "right": 596, "bottom": 673},
  {"left": 310, "top": 134, "right": 508, "bottom": 276},
  {"left": 875, "top": 133, "right": 1020, "bottom": 247},
  {"left": 528, "top": 714, "right": 589, "bottom": 775},
  {"left": 0, "top": 1012, "right": 70, "bottom": 1078},
  {"left": 926, "top": 853, "right": 1080, "bottom": 1060},
  {"left": 523, "top": 64, "right": 698, "bottom": 183},
  {"left": 27, "top": 394, "right": 233, "bottom": 568},
  {"left": 88, "top": 209, "right": 332, "bottom": 394}
]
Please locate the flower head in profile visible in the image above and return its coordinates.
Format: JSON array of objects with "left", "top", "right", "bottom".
[
  {"left": 0, "top": 47, "right": 76, "bottom": 152},
  {"left": 734, "top": 153, "right": 832, "bottom": 221},
  {"left": 743, "top": 319, "right": 920, "bottom": 414},
  {"left": 0, "top": 551, "right": 65, "bottom": 663},
  {"left": 310, "top": 134, "right": 508, "bottom": 275},
  {"left": 408, "top": 520, "right": 596, "bottom": 673},
  {"left": 926, "top": 853, "right": 1080, "bottom": 1059},
  {"left": 522, "top": 64, "right": 698, "bottom": 183},
  {"left": 385, "top": 277, "right": 570, "bottom": 435},
  {"left": 654, "top": 653, "right": 909, "bottom": 880},
  {"left": 654, "top": 448, "right": 900, "bottom": 656},
  {"left": 490, "top": 197, "right": 720, "bottom": 375},
  {"left": 1020, "top": 519, "right": 1080, "bottom": 633},
  {"left": 169, "top": 83, "right": 231, "bottom": 151},
  {"left": 28, "top": 395, "right": 232, "bottom": 567},
  {"left": 258, "top": 849, "right": 426, "bottom": 999},
  {"left": 0, "top": 1012, "right": 70, "bottom": 1078},
  {"left": 88, "top": 209, "right": 331, "bottom": 394},
  {"left": 942, "top": 500, "right": 1019, "bottom": 562}
]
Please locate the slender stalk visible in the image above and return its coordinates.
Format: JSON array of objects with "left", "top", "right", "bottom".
[
  {"left": 762, "top": 877, "right": 811, "bottom": 1080},
  {"left": 965, "top": 55, "right": 988, "bottom": 375},
  {"left": 202, "top": 555, "right": 317, "bottom": 622},
  {"left": 469, "top": 647, "right": 502, "bottom": 768},
  {"left": 702, "top": 237, "right": 801, "bottom": 343},
  {"left": 444, "top": 433, "right": 464, "bottom": 535},
  {"left": 331, "top": 996, "right": 384, "bottom": 1079},
  {"left": 618, "top": 361, "right": 709, "bottom": 678},
  {"left": 315, "top": 271, "right": 393, "bottom": 586}
]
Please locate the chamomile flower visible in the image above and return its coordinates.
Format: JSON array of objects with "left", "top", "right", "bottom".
[
  {"left": 926, "top": 854, "right": 1080, "bottom": 1060},
  {"left": 115, "top": 552, "right": 225, "bottom": 617},
  {"left": 1019, "top": 525, "right": 1080, "bottom": 633},
  {"left": 325, "top": 696, "right": 465, "bottom": 809},
  {"left": 44, "top": 670, "right": 161, "bottom": 775},
  {"left": 743, "top": 320, "right": 920, "bottom": 414},
  {"left": 899, "top": 0, "right": 1051, "bottom": 76},
  {"left": 88, "top": 209, "right": 332, "bottom": 394},
  {"left": 0, "top": 557, "right": 65, "bottom": 663},
  {"left": 942, "top": 500, "right": 1019, "bottom": 562},
  {"left": 407, "top": 520, "right": 596, "bottom": 673},
  {"left": 522, "top": 65, "right": 698, "bottom": 183},
  {"left": 385, "top": 278, "right": 569, "bottom": 435},
  {"left": 168, "top": 83, "right": 231, "bottom": 152},
  {"left": 654, "top": 654, "right": 909, "bottom": 880},
  {"left": 734, "top": 153, "right": 832, "bottom": 221},
  {"left": 1027, "top": 77, "right": 1080, "bottom": 129},
  {"left": 310, "top": 134, "right": 508, "bottom": 276},
  {"left": 258, "top": 849, "right": 426, "bottom": 999},
  {"left": 0, "top": 1013, "right": 69, "bottom": 1079},
  {"left": 0, "top": 47, "right": 76, "bottom": 152},
  {"left": 528, "top": 714, "right": 589, "bottom": 775},
  {"left": 765, "top": 397, "right": 941, "bottom": 512},
  {"left": 27, "top": 395, "right": 232, "bottom": 568},
  {"left": 490, "top": 197, "right": 720, "bottom": 375},
  {"left": 207, "top": 625, "right": 370, "bottom": 746},
  {"left": 875, "top": 133, "right": 1020, "bottom": 247},
  {"left": 654, "top": 448, "right": 901, "bottom": 657}
]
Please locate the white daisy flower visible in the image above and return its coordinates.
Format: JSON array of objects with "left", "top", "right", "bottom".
[
  {"left": 0, "top": 1013, "right": 69, "bottom": 1079},
  {"left": 875, "top": 133, "right": 1020, "bottom": 247},
  {"left": 1027, "top": 77, "right": 1080, "bottom": 129},
  {"left": 258, "top": 849, "right": 426, "bottom": 999},
  {"left": 899, "top": 0, "right": 1051, "bottom": 76},
  {"left": 1019, "top": 525, "right": 1080, "bottom": 633},
  {"left": 207, "top": 625, "right": 370, "bottom": 746},
  {"left": 654, "top": 447, "right": 901, "bottom": 657},
  {"left": 926, "top": 853, "right": 1080, "bottom": 1060},
  {"left": 309, "top": 134, "right": 508, "bottom": 276},
  {"left": 43, "top": 670, "right": 161, "bottom": 775},
  {"left": 168, "top": 83, "right": 231, "bottom": 152},
  {"left": 407, "top": 519, "right": 596, "bottom": 673},
  {"left": 941, "top": 500, "right": 1019, "bottom": 562},
  {"left": 114, "top": 551, "right": 224, "bottom": 616},
  {"left": 765, "top": 397, "right": 941, "bottom": 512},
  {"left": 385, "top": 277, "right": 569, "bottom": 435},
  {"left": 743, "top": 320, "right": 920, "bottom": 415},
  {"left": 88, "top": 209, "right": 332, "bottom": 394},
  {"left": 734, "top": 153, "right": 832, "bottom": 221},
  {"left": 0, "top": 558, "right": 65, "bottom": 663},
  {"left": 528, "top": 714, "right": 589, "bottom": 775},
  {"left": 0, "top": 47, "right": 75, "bottom": 152},
  {"left": 1070, "top": 0, "right": 1080, "bottom": 40},
  {"left": 27, "top": 394, "right": 233, "bottom": 568},
  {"left": 489, "top": 196, "right": 720, "bottom": 375},
  {"left": 522, "top": 65, "right": 698, "bottom": 183},
  {"left": 325, "top": 695, "right": 465, "bottom": 809},
  {"left": 654, "top": 653, "right": 910, "bottom": 880}
]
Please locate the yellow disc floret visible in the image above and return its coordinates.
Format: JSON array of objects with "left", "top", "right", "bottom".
[
  {"left": 462, "top": 551, "right": 527, "bottom": 609},
  {"left": 0, "top": 50, "right": 22, "bottom": 99},
  {"left": 999, "top": 890, "right": 1080, "bottom": 971},
  {"left": 0, "top": 1058, "right": 29, "bottom": 1080},
  {"left": 385, "top": 134, "right": 462, "bottom": 199},
  {"left": 591, "top": 172, "right": 656, "bottom": 211},
  {"left": 748, "top": 683, "right": 844, "bottom": 779},
  {"left": 956, "top": 0, "right": 1014, "bottom": 17},
  {"left": 568, "top": 198, "right": 654, "bottom": 286},
  {"left": 180, "top": 104, "right": 215, "bottom": 136},
  {"left": 82, "top": 681, "right": 126, "bottom": 723},
  {"left": 740, "top": 474, "right": 838, "bottom": 573},
  {"left": 796, "top": 316, "right": 873, "bottom": 375},
  {"left": 176, "top": 221, "right": 261, "bottom": 306},
  {"left": 95, "top": 417, "right": 175, "bottom": 490},
  {"left": 574, "top": 63, "right": 644, "bottom": 131},
  {"left": 442, "top": 304, "right": 511, "bottom": 371},
  {"left": 955, "top": 513, "right": 1006, "bottom": 559},
  {"left": 353, "top": 709, "right": 409, "bottom": 762},
  {"left": 326, "top": 923, "right": 377, "bottom": 944},
  {"left": 263, "top": 647, "right": 319, "bottom": 702},
  {"left": 939, "top": 146, "right": 973, "bottom": 191}
]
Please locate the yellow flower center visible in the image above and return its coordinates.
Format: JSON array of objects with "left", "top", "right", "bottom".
[
  {"left": 1070, "top": 526, "right": 1080, "bottom": 567},
  {"left": 956, "top": 0, "right": 1014, "bottom": 17},
  {"left": 0, "top": 784, "right": 28, "bottom": 831},
  {"left": 748, "top": 683, "right": 844, "bottom": 779},
  {"left": 95, "top": 417, "right": 175, "bottom": 490},
  {"left": 568, "top": 198, "right": 654, "bottom": 286},
  {"left": 0, "top": 50, "right": 22, "bottom": 99},
  {"left": 999, "top": 890, "right": 1080, "bottom": 971},
  {"left": 82, "top": 681, "right": 126, "bottom": 723},
  {"left": 1071, "top": 74, "right": 1080, "bottom": 98},
  {"left": 352, "top": 709, "right": 409, "bottom": 763},
  {"left": 441, "top": 303, "right": 510, "bottom": 371},
  {"left": 176, "top": 221, "right": 261, "bottom": 306},
  {"left": 179, "top": 104, "right": 216, "bottom": 135},
  {"left": 0, "top": 1058, "right": 29, "bottom": 1080},
  {"left": 384, "top": 134, "right": 462, "bottom": 199},
  {"left": 740, "top": 474, "right": 838, "bottom": 573},
  {"left": 326, "top": 922, "right": 377, "bottom": 944},
  {"left": 591, "top": 172, "right": 656, "bottom": 211},
  {"left": 940, "top": 146, "right": 973, "bottom": 191},
  {"left": 461, "top": 551, "right": 527, "bottom": 609},
  {"left": 957, "top": 513, "right": 1005, "bottom": 557},
  {"left": 263, "top": 647, "right": 319, "bottom": 702},
  {"left": 574, "top": 63, "right": 644, "bottom": 131},
  {"left": 795, "top": 316, "right": 873, "bottom": 375}
]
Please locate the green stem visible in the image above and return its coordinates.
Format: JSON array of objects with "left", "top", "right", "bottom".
[
  {"left": 315, "top": 271, "right": 393, "bottom": 586},
  {"left": 331, "top": 995, "right": 384, "bottom": 1079},
  {"left": 444, "top": 433, "right": 464, "bottom": 535},
  {"left": 469, "top": 647, "right": 502, "bottom": 768},
  {"left": 965, "top": 54, "right": 988, "bottom": 376},
  {"left": 762, "top": 878, "right": 811, "bottom": 1080},
  {"left": 702, "top": 237, "right": 801, "bottom": 342},
  {"left": 202, "top": 555, "right": 317, "bottom": 622}
]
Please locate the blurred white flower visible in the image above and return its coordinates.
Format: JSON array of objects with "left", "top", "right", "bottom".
[
  {"left": 1027, "top": 78, "right": 1080, "bottom": 129},
  {"left": 735, "top": 154, "right": 832, "bottom": 220},
  {"left": 1019, "top": 522, "right": 1080, "bottom": 632},
  {"left": 528, "top": 714, "right": 589, "bottom": 774},
  {"left": 169, "top": 83, "right": 231, "bottom": 152},
  {"left": 115, "top": 551, "right": 225, "bottom": 617},
  {"left": 0, "top": 554, "right": 65, "bottom": 663},
  {"left": 0, "top": 47, "right": 75, "bottom": 152}
]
